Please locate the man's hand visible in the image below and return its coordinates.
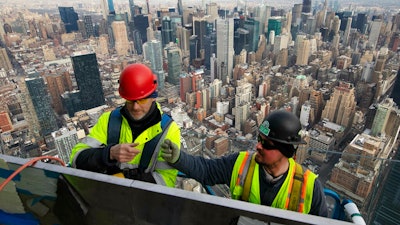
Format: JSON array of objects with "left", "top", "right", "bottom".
[
  {"left": 160, "top": 139, "right": 180, "bottom": 164},
  {"left": 110, "top": 143, "right": 140, "bottom": 162}
]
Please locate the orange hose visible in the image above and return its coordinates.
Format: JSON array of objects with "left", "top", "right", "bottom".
[{"left": 0, "top": 156, "right": 65, "bottom": 191}]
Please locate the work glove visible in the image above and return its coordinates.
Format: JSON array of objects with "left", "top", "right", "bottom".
[{"left": 160, "top": 139, "right": 180, "bottom": 164}]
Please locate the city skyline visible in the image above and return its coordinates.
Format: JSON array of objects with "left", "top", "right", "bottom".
[
  {"left": 1, "top": 0, "right": 400, "bottom": 224},
  {"left": 1, "top": 0, "right": 400, "bottom": 9}
]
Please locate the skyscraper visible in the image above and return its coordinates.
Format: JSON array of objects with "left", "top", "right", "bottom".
[
  {"left": 244, "top": 18, "right": 260, "bottom": 52},
  {"left": 16, "top": 77, "right": 41, "bottom": 139},
  {"left": 195, "top": 90, "right": 202, "bottom": 109},
  {"left": 45, "top": 71, "right": 73, "bottom": 115},
  {"left": 78, "top": 19, "right": 87, "bottom": 39},
  {"left": 52, "top": 125, "right": 79, "bottom": 164},
  {"left": 235, "top": 81, "right": 252, "bottom": 108},
  {"left": 84, "top": 15, "right": 95, "bottom": 38},
  {"left": 133, "top": 14, "right": 150, "bottom": 44},
  {"left": 356, "top": 13, "right": 368, "bottom": 33},
  {"left": 268, "top": 17, "right": 282, "bottom": 37},
  {"left": 71, "top": 52, "right": 105, "bottom": 111},
  {"left": 309, "top": 89, "right": 323, "bottom": 125},
  {"left": 370, "top": 149, "right": 400, "bottom": 225},
  {"left": 193, "top": 16, "right": 207, "bottom": 57},
  {"left": 370, "top": 98, "right": 395, "bottom": 136},
  {"left": 58, "top": 7, "right": 79, "bottom": 33},
  {"left": 170, "top": 15, "right": 183, "bottom": 45},
  {"left": 327, "top": 132, "right": 393, "bottom": 215},
  {"left": 162, "top": 16, "right": 173, "bottom": 46},
  {"left": 203, "top": 31, "right": 216, "bottom": 70},
  {"left": 177, "top": 0, "right": 183, "bottom": 15},
  {"left": 143, "top": 39, "right": 165, "bottom": 88},
  {"left": 296, "top": 38, "right": 310, "bottom": 66},
  {"left": 302, "top": 0, "right": 312, "bottom": 14},
  {"left": 216, "top": 17, "right": 234, "bottom": 85},
  {"left": 321, "top": 82, "right": 356, "bottom": 128},
  {"left": 210, "top": 54, "right": 218, "bottom": 80},
  {"left": 25, "top": 73, "right": 59, "bottom": 137},
  {"left": 143, "top": 40, "right": 164, "bottom": 72},
  {"left": 176, "top": 25, "right": 193, "bottom": 56},
  {"left": 209, "top": 79, "right": 222, "bottom": 99},
  {"left": 234, "top": 28, "right": 250, "bottom": 55},
  {"left": 292, "top": 4, "right": 303, "bottom": 26},
  {"left": 189, "top": 35, "right": 199, "bottom": 63},
  {"left": 98, "top": 35, "right": 109, "bottom": 55},
  {"left": 61, "top": 90, "right": 83, "bottom": 117},
  {"left": 273, "top": 34, "right": 289, "bottom": 54},
  {"left": 206, "top": 2, "right": 219, "bottom": 23},
  {"left": 254, "top": 3, "right": 270, "bottom": 36},
  {"left": 329, "top": 16, "right": 341, "bottom": 42},
  {"left": 180, "top": 74, "right": 191, "bottom": 102},
  {"left": 343, "top": 17, "right": 352, "bottom": 46},
  {"left": 202, "top": 89, "right": 210, "bottom": 112},
  {"left": 102, "top": 0, "right": 115, "bottom": 20},
  {"left": 112, "top": 16, "right": 130, "bottom": 56},
  {"left": 166, "top": 45, "right": 182, "bottom": 85},
  {"left": 368, "top": 19, "right": 382, "bottom": 50}
]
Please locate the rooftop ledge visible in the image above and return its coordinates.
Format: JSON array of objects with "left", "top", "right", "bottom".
[{"left": 0, "top": 154, "right": 355, "bottom": 225}]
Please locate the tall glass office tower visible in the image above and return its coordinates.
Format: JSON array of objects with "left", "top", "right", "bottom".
[
  {"left": 143, "top": 40, "right": 165, "bottom": 88},
  {"left": 25, "top": 73, "right": 59, "bottom": 136},
  {"left": 71, "top": 52, "right": 105, "bottom": 111},
  {"left": 166, "top": 46, "right": 182, "bottom": 85},
  {"left": 58, "top": 7, "right": 79, "bottom": 33},
  {"left": 370, "top": 150, "right": 400, "bottom": 225}
]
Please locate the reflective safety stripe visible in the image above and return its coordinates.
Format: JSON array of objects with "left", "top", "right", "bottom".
[
  {"left": 145, "top": 120, "right": 173, "bottom": 173},
  {"left": 152, "top": 172, "right": 166, "bottom": 186},
  {"left": 118, "top": 162, "right": 139, "bottom": 170},
  {"left": 236, "top": 152, "right": 250, "bottom": 186},
  {"left": 118, "top": 162, "right": 173, "bottom": 171},
  {"left": 81, "top": 136, "right": 103, "bottom": 148},
  {"left": 299, "top": 169, "right": 311, "bottom": 213},
  {"left": 154, "top": 161, "right": 174, "bottom": 170},
  {"left": 267, "top": 158, "right": 316, "bottom": 213},
  {"left": 242, "top": 153, "right": 256, "bottom": 202}
]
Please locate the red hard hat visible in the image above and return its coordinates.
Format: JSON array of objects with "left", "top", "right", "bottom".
[{"left": 118, "top": 63, "right": 158, "bottom": 101}]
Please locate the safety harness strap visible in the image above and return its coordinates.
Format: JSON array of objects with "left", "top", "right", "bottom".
[
  {"left": 288, "top": 163, "right": 304, "bottom": 212},
  {"left": 107, "top": 107, "right": 172, "bottom": 171},
  {"left": 241, "top": 153, "right": 257, "bottom": 202},
  {"left": 140, "top": 114, "right": 172, "bottom": 171},
  {"left": 107, "top": 107, "right": 122, "bottom": 145},
  {"left": 236, "top": 152, "right": 251, "bottom": 186},
  {"left": 237, "top": 153, "right": 307, "bottom": 212}
]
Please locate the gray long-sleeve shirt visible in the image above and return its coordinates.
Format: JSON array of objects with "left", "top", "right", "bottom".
[{"left": 173, "top": 150, "right": 328, "bottom": 217}]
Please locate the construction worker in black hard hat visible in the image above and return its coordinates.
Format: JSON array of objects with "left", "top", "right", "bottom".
[{"left": 160, "top": 110, "right": 328, "bottom": 217}]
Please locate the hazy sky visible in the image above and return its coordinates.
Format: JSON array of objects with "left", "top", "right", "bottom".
[{"left": 1, "top": 0, "right": 400, "bottom": 10}]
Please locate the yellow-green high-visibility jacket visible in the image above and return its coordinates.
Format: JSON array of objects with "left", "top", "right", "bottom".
[
  {"left": 230, "top": 152, "right": 317, "bottom": 214},
  {"left": 69, "top": 103, "right": 181, "bottom": 187}
]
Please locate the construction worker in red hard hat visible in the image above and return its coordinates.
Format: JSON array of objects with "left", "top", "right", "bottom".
[
  {"left": 160, "top": 110, "right": 328, "bottom": 216},
  {"left": 70, "top": 63, "right": 181, "bottom": 187}
]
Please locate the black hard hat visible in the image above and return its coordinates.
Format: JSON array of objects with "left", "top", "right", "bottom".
[{"left": 259, "top": 110, "right": 306, "bottom": 145}]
